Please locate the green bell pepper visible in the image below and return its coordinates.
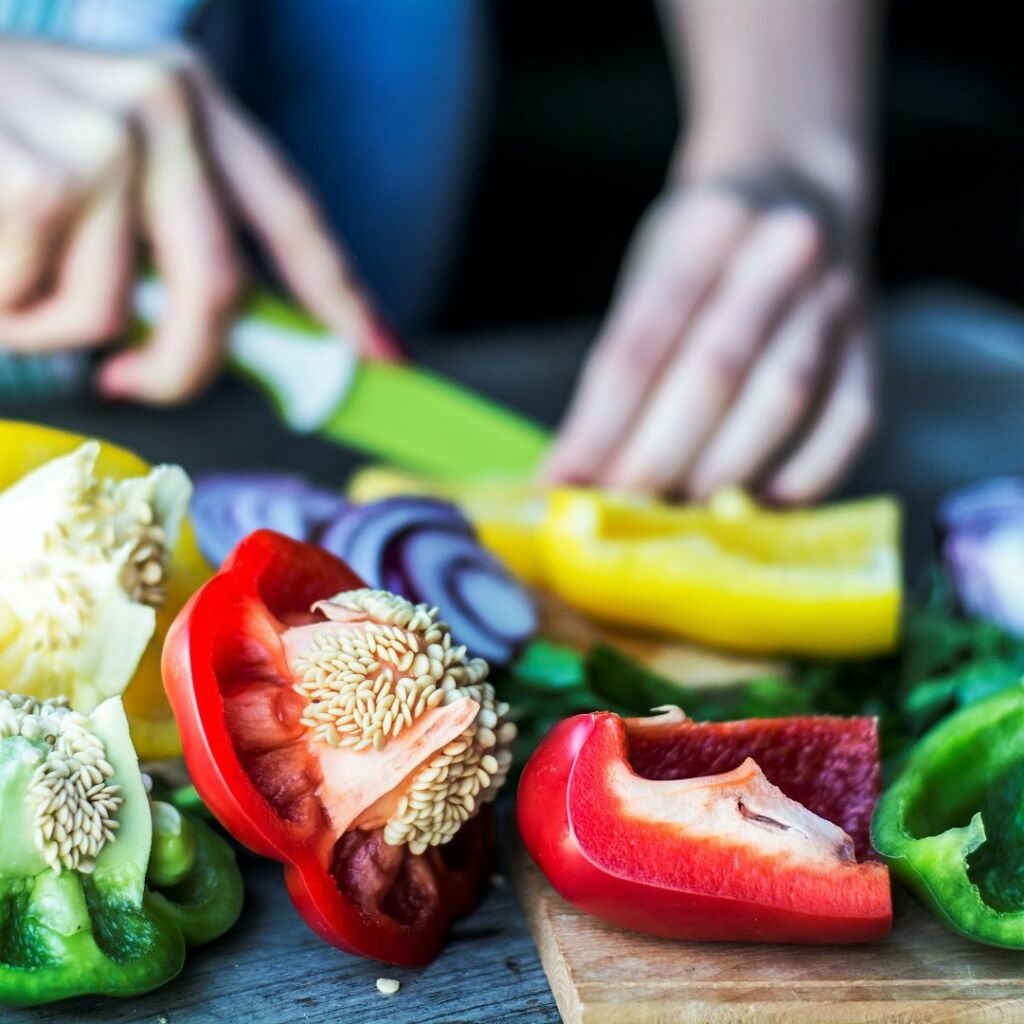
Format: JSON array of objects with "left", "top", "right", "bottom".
[
  {"left": 0, "top": 694, "right": 243, "bottom": 1006},
  {"left": 872, "top": 683, "right": 1024, "bottom": 947}
]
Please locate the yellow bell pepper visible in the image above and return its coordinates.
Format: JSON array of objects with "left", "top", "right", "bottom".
[
  {"left": 348, "top": 466, "right": 902, "bottom": 656},
  {"left": 0, "top": 421, "right": 210, "bottom": 758},
  {"left": 348, "top": 465, "right": 546, "bottom": 584},
  {"left": 539, "top": 488, "right": 901, "bottom": 656}
]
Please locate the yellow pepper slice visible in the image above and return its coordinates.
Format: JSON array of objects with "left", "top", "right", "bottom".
[
  {"left": 539, "top": 488, "right": 901, "bottom": 656},
  {"left": 348, "top": 466, "right": 902, "bottom": 656},
  {"left": 0, "top": 420, "right": 210, "bottom": 758}
]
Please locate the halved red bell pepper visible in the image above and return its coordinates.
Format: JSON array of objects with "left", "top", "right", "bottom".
[
  {"left": 518, "top": 708, "right": 891, "bottom": 944},
  {"left": 163, "top": 530, "right": 512, "bottom": 965}
]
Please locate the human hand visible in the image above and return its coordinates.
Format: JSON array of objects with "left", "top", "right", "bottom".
[
  {"left": 0, "top": 39, "right": 384, "bottom": 404},
  {"left": 544, "top": 179, "right": 875, "bottom": 504}
]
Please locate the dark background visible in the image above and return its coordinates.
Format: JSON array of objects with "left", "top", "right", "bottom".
[{"left": 437, "top": 3, "right": 1024, "bottom": 329}]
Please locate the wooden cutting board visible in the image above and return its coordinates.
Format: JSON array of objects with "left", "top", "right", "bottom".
[{"left": 512, "top": 844, "right": 1024, "bottom": 1023}]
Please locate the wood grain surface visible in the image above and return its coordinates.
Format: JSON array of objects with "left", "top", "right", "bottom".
[
  {"left": 513, "top": 846, "right": 1024, "bottom": 1024},
  {"left": 0, "top": 836, "right": 559, "bottom": 1024}
]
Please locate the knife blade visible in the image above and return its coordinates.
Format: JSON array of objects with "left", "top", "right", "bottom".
[{"left": 134, "top": 282, "right": 549, "bottom": 481}]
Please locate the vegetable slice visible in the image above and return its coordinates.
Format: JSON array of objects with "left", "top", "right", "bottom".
[
  {"left": 321, "top": 498, "right": 537, "bottom": 666},
  {"left": 0, "top": 421, "right": 209, "bottom": 758},
  {"left": 540, "top": 487, "right": 901, "bottom": 655},
  {"left": 873, "top": 685, "right": 1024, "bottom": 948},
  {"left": 519, "top": 707, "right": 891, "bottom": 944},
  {"left": 191, "top": 472, "right": 346, "bottom": 566},
  {"left": 0, "top": 692, "right": 242, "bottom": 1006},
  {"left": 938, "top": 477, "right": 1024, "bottom": 635},
  {"left": 163, "top": 530, "right": 516, "bottom": 965}
]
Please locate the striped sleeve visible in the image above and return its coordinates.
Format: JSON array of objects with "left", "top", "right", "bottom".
[{"left": 0, "top": 0, "right": 201, "bottom": 48}]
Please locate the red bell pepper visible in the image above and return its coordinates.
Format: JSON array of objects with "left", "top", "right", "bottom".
[
  {"left": 518, "top": 707, "right": 891, "bottom": 944},
  {"left": 163, "top": 530, "right": 513, "bottom": 965}
]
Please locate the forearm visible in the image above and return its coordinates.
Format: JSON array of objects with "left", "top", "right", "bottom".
[{"left": 661, "top": 0, "right": 879, "bottom": 222}]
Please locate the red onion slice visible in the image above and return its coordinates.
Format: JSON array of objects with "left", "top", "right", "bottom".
[
  {"left": 321, "top": 497, "right": 537, "bottom": 666},
  {"left": 318, "top": 498, "right": 466, "bottom": 583},
  {"left": 396, "top": 529, "right": 537, "bottom": 665},
  {"left": 939, "top": 476, "right": 1024, "bottom": 634},
  {"left": 191, "top": 472, "right": 347, "bottom": 566}
]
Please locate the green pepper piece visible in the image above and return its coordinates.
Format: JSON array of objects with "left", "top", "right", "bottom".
[
  {"left": 1, "top": 695, "right": 244, "bottom": 1006},
  {"left": 149, "top": 801, "right": 199, "bottom": 888},
  {"left": 147, "top": 816, "right": 245, "bottom": 947},
  {"left": 0, "top": 878, "right": 186, "bottom": 1006},
  {"left": 873, "top": 684, "right": 1024, "bottom": 947}
]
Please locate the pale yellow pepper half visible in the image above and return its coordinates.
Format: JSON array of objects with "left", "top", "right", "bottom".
[{"left": 0, "top": 421, "right": 210, "bottom": 758}]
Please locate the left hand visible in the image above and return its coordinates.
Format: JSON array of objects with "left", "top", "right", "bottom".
[{"left": 544, "top": 179, "right": 875, "bottom": 503}]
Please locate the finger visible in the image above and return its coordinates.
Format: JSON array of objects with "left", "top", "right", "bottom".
[
  {"left": 98, "top": 73, "right": 241, "bottom": 404},
  {"left": 688, "top": 272, "right": 855, "bottom": 499},
  {"left": 603, "top": 207, "right": 825, "bottom": 492},
  {"left": 0, "top": 171, "right": 133, "bottom": 350},
  {"left": 765, "top": 328, "right": 876, "bottom": 504},
  {"left": 543, "top": 191, "right": 751, "bottom": 483},
  {"left": 189, "top": 64, "right": 395, "bottom": 357},
  {"left": 0, "top": 114, "right": 85, "bottom": 312}
]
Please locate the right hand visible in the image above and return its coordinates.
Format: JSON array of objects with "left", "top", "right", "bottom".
[{"left": 0, "top": 39, "right": 388, "bottom": 404}]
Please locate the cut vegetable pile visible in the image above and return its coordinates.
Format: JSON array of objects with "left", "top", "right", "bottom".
[
  {"left": 10, "top": 413, "right": 1024, "bottom": 1009},
  {"left": 348, "top": 468, "right": 903, "bottom": 657},
  {"left": 874, "top": 685, "right": 1024, "bottom": 948}
]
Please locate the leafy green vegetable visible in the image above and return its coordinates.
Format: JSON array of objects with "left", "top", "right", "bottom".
[{"left": 495, "top": 569, "right": 1024, "bottom": 777}]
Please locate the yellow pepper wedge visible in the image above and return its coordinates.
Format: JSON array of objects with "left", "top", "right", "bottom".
[
  {"left": 348, "top": 465, "right": 546, "bottom": 584},
  {"left": 347, "top": 465, "right": 902, "bottom": 656},
  {"left": 539, "top": 488, "right": 902, "bottom": 657},
  {"left": 0, "top": 420, "right": 211, "bottom": 758}
]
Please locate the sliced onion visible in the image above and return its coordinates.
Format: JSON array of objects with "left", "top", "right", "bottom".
[
  {"left": 191, "top": 472, "right": 347, "bottom": 566},
  {"left": 318, "top": 498, "right": 465, "bottom": 583},
  {"left": 322, "top": 497, "right": 537, "bottom": 666},
  {"left": 452, "top": 563, "right": 539, "bottom": 643},
  {"left": 397, "top": 529, "right": 537, "bottom": 665},
  {"left": 938, "top": 477, "right": 1024, "bottom": 533},
  {"left": 939, "top": 477, "right": 1024, "bottom": 635}
]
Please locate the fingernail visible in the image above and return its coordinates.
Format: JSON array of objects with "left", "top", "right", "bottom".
[{"left": 366, "top": 321, "right": 403, "bottom": 361}]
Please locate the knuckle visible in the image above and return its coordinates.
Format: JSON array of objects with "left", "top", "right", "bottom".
[
  {"left": 133, "top": 58, "right": 194, "bottom": 121},
  {"left": 204, "top": 261, "right": 243, "bottom": 314},
  {"left": 84, "top": 111, "right": 135, "bottom": 171},
  {"left": 79, "top": 304, "right": 128, "bottom": 345},
  {"left": 771, "top": 207, "right": 826, "bottom": 269},
  {"left": 768, "top": 359, "right": 816, "bottom": 410},
  {"left": 840, "top": 388, "right": 876, "bottom": 439},
  {"left": 698, "top": 339, "right": 746, "bottom": 393},
  {"left": 598, "top": 326, "right": 666, "bottom": 381},
  {"left": 21, "top": 166, "right": 77, "bottom": 227}
]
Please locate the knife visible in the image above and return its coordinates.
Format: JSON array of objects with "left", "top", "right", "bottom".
[{"left": 130, "top": 282, "right": 550, "bottom": 481}]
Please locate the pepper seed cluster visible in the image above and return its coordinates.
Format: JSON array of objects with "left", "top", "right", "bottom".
[
  {"left": 0, "top": 690, "right": 122, "bottom": 874},
  {"left": 291, "top": 589, "right": 516, "bottom": 855},
  {"left": 42, "top": 442, "right": 171, "bottom": 612}
]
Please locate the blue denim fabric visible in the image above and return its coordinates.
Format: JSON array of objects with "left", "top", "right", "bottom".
[{"left": 224, "top": 0, "right": 489, "bottom": 330}]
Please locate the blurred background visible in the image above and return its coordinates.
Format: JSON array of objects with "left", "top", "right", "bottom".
[
  {"left": 3, "top": 0, "right": 1024, "bottom": 574},
  {"left": 209, "top": 2, "right": 1024, "bottom": 332}
]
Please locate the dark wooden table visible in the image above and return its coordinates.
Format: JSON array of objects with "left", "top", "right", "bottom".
[
  {"left": 9, "top": 836, "right": 557, "bottom": 1024},
  {"left": 2, "top": 285, "right": 1023, "bottom": 1023}
]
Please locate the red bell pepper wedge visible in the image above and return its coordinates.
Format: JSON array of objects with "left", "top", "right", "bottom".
[
  {"left": 518, "top": 708, "right": 892, "bottom": 944},
  {"left": 163, "top": 530, "right": 493, "bottom": 965}
]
